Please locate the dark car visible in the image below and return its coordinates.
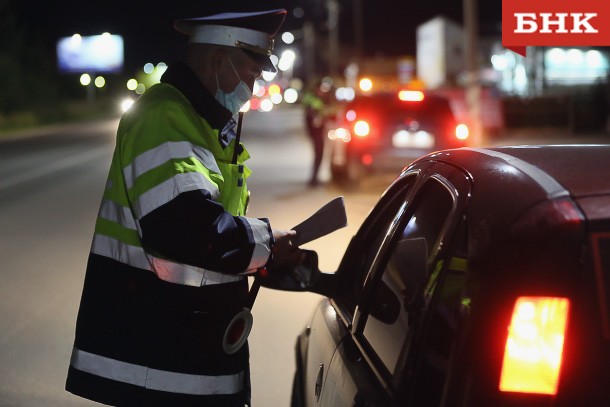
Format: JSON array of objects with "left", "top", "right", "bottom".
[
  {"left": 264, "top": 145, "right": 610, "bottom": 406},
  {"left": 328, "top": 91, "right": 469, "bottom": 186}
]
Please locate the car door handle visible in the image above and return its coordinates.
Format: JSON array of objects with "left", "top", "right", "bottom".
[{"left": 314, "top": 363, "right": 324, "bottom": 402}]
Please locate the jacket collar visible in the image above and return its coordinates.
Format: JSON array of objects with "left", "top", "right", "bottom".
[{"left": 160, "top": 62, "right": 233, "bottom": 130}]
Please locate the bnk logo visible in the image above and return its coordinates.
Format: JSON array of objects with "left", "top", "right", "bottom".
[
  {"left": 514, "top": 13, "right": 598, "bottom": 34},
  {"left": 502, "top": 0, "right": 610, "bottom": 56}
]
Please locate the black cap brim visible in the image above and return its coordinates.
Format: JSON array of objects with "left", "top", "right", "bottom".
[{"left": 241, "top": 49, "right": 277, "bottom": 72}]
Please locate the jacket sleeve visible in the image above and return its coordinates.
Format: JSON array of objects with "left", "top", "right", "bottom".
[{"left": 140, "top": 190, "right": 272, "bottom": 274}]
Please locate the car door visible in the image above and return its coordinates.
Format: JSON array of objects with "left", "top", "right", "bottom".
[
  {"left": 300, "top": 169, "right": 423, "bottom": 407},
  {"left": 319, "top": 162, "right": 471, "bottom": 406}
]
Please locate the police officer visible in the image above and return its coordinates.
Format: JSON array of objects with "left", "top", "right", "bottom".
[
  {"left": 302, "top": 79, "right": 334, "bottom": 187},
  {"left": 66, "top": 9, "right": 298, "bottom": 406}
]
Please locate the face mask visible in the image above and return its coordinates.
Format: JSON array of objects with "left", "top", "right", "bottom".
[{"left": 215, "top": 58, "right": 252, "bottom": 115}]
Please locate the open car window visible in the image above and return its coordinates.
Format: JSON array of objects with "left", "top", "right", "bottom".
[
  {"left": 358, "top": 176, "right": 456, "bottom": 379},
  {"left": 332, "top": 174, "right": 418, "bottom": 323}
]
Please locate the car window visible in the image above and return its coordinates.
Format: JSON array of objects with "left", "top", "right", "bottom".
[
  {"left": 347, "top": 94, "right": 455, "bottom": 130},
  {"left": 333, "top": 175, "right": 416, "bottom": 321},
  {"left": 361, "top": 177, "right": 455, "bottom": 376},
  {"left": 406, "top": 217, "right": 469, "bottom": 405}
]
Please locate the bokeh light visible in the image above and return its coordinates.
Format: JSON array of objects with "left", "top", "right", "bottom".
[
  {"left": 283, "top": 88, "right": 298, "bottom": 103},
  {"left": 270, "top": 93, "right": 283, "bottom": 104},
  {"left": 262, "top": 70, "right": 277, "bottom": 82},
  {"left": 359, "top": 78, "right": 373, "bottom": 92},
  {"left": 80, "top": 73, "right": 91, "bottom": 86},
  {"left": 260, "top": 99, "right": 274, "bottom": 112},
  {"left": 136, "top": 83, "right": 146, "bottom": 95},
  {"left": 127, "top": 79, "right": 138, "bottom": 91},
  {"left": 94, "top": 76, "right": 106, "bottom": 88},
  {"left": 121, "top": 98, "right": 135, "bottom": 112},
  {"left": 281, "top": 32, "right": 295, "bottom": 44},
  {"left": 268, "top": 84, "right": 281, "bottom": 96}
]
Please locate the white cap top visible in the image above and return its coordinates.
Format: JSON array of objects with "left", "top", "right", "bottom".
[
  {"left": 188, "top": 24, "right": 273, "bottom": 56},
  {"left": 174, "top": 9, "right": 287, "bottom": 72}
]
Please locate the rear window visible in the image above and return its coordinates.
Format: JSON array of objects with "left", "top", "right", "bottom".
[{"left": 346, "top": 94, "right": 456, "bottom": 128}]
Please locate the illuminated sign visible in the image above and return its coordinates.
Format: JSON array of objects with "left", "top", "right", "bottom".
[{"left": 57, "top": 33, "right": 124, "bottom": 73}]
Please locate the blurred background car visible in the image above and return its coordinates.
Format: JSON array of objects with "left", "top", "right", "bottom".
[
  {"left": 280, "top": 144, "right": 610, "bottom": 406},
  {"left": 327, "top": 90, "right": 469, "bottom": 187}
]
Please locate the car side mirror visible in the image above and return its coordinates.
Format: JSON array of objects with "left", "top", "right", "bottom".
[
  {"left": 258, "top": 249, "right": 337, "bottom": 297},
  {"left": 368, "top": 280, "right": 401, "bottom": 324}
]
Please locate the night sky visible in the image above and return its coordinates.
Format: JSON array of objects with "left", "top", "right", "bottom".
[{"left": 11, "top": 0, "right": 501, "bottom": 74}]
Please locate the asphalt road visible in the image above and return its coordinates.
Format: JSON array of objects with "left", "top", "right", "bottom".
[{"left": 0, "top": 108, "right": 386, "bottom": 406}]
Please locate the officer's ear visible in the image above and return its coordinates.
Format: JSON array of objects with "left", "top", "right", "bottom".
[
  {"left": 212, "top": 47, "right": 230, "bottom": 73},
  {"left": 186, "top": 44, "right": 217, "bottom": 72}
]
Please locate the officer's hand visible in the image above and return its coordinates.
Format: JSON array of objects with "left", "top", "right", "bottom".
[
  {"left": 270, "top": 229, "right": 302, "bottom": 271},
  {"left": 272, "top": 228, "right": 296, "bottom": 242}
]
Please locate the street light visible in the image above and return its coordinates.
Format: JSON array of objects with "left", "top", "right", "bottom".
[
  {"left": 281, "top": 32, "right": 295, "bottom": 44},
  {"left": 463, "top": 0, "right": 483, "bottom": 146},
  {"left": 79, "top": 73, "right": 95, "bottom": 103},
  {"left": 278, "top": 50, "right": 296, "bottom": 73},
  {"left": 80, "top": 73, "right": 91, "bottom": 86},
  {"left": 94, "top": 76, "right": 105, "bottom": 88},
  {"left": 327, "top": 0, "right": 340, "bottom": 76}
]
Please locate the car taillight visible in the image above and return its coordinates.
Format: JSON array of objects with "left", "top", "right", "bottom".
[
  {"left": 499, "top": 296, "right": 570, "bottom": 395},
  {"left": 455, "top": 123, "right": 469, "bottom": 140},
  {"left": 354, "top": 120, "right": 370, "bottom": 137}
]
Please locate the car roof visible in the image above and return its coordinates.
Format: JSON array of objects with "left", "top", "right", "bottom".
[
  {"left": 418, "top": 144, "right": 610, "bottom": 199},
  {"left": 489, "top": 144, "right": 610, "bottom": 198},
  {"left": 404, "top": 145, "right": 610, "bottom": 254}
]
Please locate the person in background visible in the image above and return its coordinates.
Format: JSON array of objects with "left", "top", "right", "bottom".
[
  {"left": 66, "top": 9, "right": 302, "bottom": 406},
  {"left": 302, "top": 78, "right": 335, "bottom": 187}
]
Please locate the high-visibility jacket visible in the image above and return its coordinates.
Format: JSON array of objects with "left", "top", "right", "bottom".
[{"left": 66, "top": 63, "right": 272, "bottom": 406}]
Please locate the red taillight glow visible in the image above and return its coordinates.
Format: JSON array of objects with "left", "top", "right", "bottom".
[
  {"left": 499, "top": 296, "right": 570, "bottom": 395},
  {"left": 361, "top": 153, "right": 373, "bottom": 166},
  {"left": 398, "top": 90, "right": 424, "bottom": 102},
  {"left": 354, "top": 120, "right": 370, "bottom": 137},
  {"left": 455, "top": 123, "right": 469, "bottom": 140}
]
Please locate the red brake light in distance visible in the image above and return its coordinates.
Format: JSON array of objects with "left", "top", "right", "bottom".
[
  {"left": 361, "top": 153, "right": 373, "bottom": 166},
  {"left": 499, "top": 296, "right": 570, "bottom": 395},
  {"left": 398, "top": 90, "right": 424, "bottom": 102}
]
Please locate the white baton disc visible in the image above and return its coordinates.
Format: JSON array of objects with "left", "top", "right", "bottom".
[{"left": 222, "top": 308, "right": 254, "bottom": 354}]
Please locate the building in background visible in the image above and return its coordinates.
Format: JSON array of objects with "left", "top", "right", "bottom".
[
  {"left": 489, "top": 45, "right": 610, "bottom": 96},
  {"left": 414, "top": 15, "right": 610, "bottom": 133},
  {"left": 416, "top": 16, "right": 465, "bottom": 89}
]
